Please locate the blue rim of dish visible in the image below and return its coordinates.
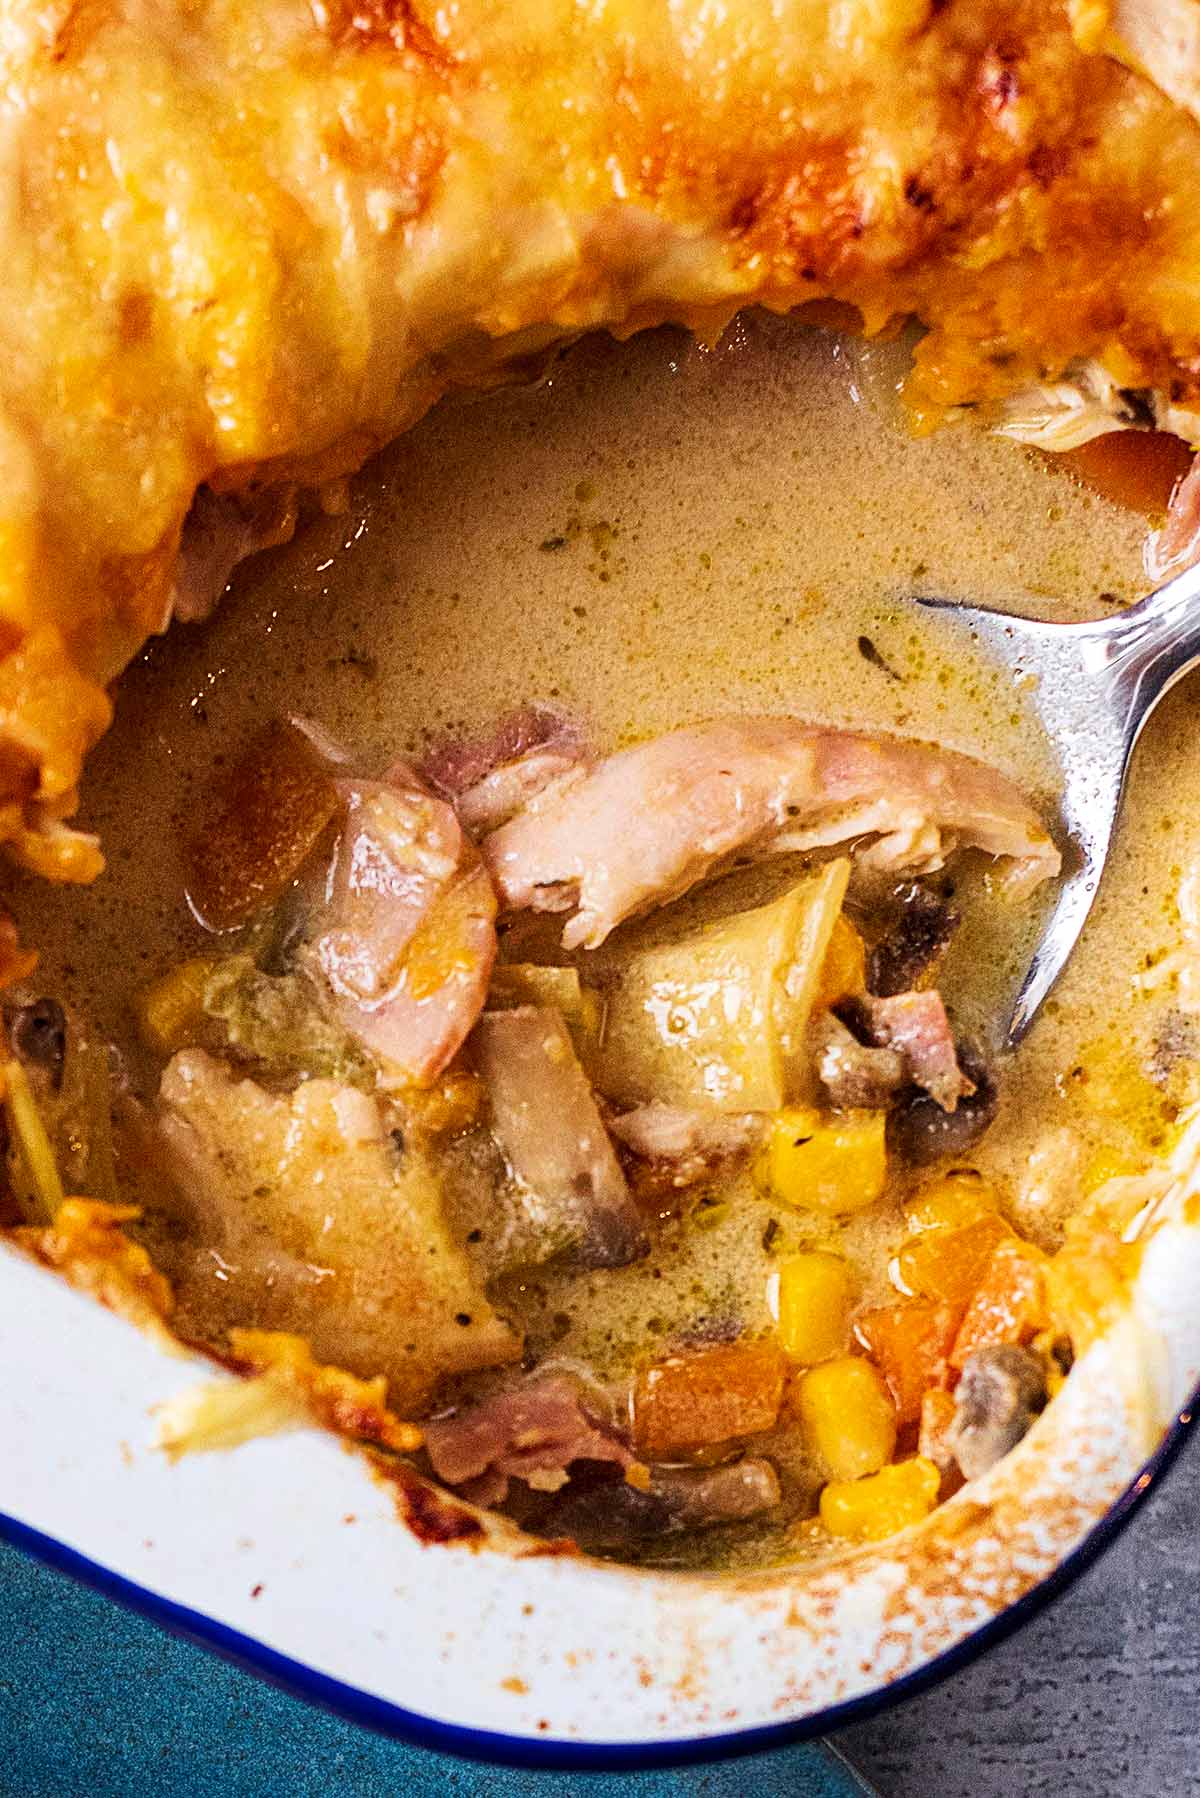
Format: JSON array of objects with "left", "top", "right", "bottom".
[{"left": 1, "top": 1386, "right": 1194, "bottom": 1774}]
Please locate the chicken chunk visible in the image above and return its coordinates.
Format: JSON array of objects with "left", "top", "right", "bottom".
[
  {"left": 156, "top": 1050, "right": 520, "bottom": 1411},
  {"left": 484, "top": 720, "right": 1060, "bottom": 950},
  {"left": 422, "top": 707, "right": 589, "bottom": 836},
  {"left": 309, "top": 771, "right": 497, "bottom": 1089},
  {"left": 471, "top": 1006, "right": 647, "bottom": 1268}
]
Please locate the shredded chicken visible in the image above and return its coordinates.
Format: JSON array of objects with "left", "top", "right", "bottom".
[
  {"left": 485, "top": 720, "right": 1060, "bottom": 950},
  {"left": 422, "top": 707, "right": 589, "bottom": 835}
]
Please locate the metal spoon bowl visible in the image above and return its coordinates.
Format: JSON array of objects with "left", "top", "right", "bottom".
[{"left": 919, "top": 559, "right": 1200, "bottom": 1047}]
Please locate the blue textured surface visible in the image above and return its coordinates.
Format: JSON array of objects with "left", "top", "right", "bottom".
[{"left": 0, "top": 1541, "right": 869, "bottom": 1797}]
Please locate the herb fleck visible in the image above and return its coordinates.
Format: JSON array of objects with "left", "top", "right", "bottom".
[{"left": 857, "top": 635, "right": 903, "bottom": 681}]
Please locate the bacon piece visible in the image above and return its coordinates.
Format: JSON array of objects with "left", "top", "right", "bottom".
[
  {"left": 472, "top": 1006, "right": 647, "bottom": 1268},
  {"left": 483, "top": 719, "right": 1060, "bottom": 951},
  {"left": 309, "top": 769, "right": 497, "bottom": 1089},
  {"left": 423, "top": 1372, "right": 634, "bottom": 1508},
  {"left": 858, "top": 990, "right": 973, "bottom": 1112},
  {"left": 422, "top": 706, "right": 588, "bottom": 834}
]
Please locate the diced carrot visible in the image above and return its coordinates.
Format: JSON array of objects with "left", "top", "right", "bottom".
[
  {"left": 1045, "top": 1218, "right": 1138, "bottom": 1356},
  {"left": 949, "top": 1236, "right": 1049, "bottom": 1369},
  {"left": 918, "top": 1387, "right": 959, "bottom": 1472},
  {"left": 1054, "top": 430, "right": 1193, "bottom": 519},
  {"left": 894, "top": 1212, "right": 1010, "bottom": 1310},
  {"left": 855, "top": 1299, "right": 961, "bottom": 1425},
  {"left": 632, "top": 1339, "right": 789, "bottom": 1458},
  {"left": 816, "top": 915, "right": 866, "bottom": 1008},
  {"left": 186, "top": 720, "right": 340, "bottom": 930}
]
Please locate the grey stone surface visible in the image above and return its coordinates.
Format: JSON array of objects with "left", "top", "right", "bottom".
[{"left": 833, "top": 1426, "right": 1200, "bottom": 1797}]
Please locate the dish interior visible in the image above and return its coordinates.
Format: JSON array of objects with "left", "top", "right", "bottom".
[{"left": 12, "top": 313, "right": 1200, "bottom": 1569}]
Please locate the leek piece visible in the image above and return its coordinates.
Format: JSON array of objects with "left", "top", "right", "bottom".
[{"left": 5, "top": 1058, "right": 64, "bottom": 1221}]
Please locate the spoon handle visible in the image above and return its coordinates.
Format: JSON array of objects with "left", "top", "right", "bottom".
[{"left": 1097, "top": 557, "right": 1200, "bottom": 742}]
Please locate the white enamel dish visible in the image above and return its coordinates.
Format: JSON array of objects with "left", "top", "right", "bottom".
[{"left": 3, "top": 1116, "right": 1198, "bottom": 1769}]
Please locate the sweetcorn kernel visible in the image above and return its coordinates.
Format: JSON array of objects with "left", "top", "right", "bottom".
[
  {"left": 1082, "top": 1145, "right": 1136, "bottom": 1195},
  {"left": 902, "top": 1169, "right": 1000, "bottom": 1235},
  {"left": 762, "top": 1107, "right": 887, "bottom": 1215},
  {"left": 819, "top": 1456, "right": 941, "bottom": 1542},
  {"left": 796, "top": 1355, "right": 897, "bottom": 1480},
  {"left": 774, "top": 1252, "right": 853, "bottom": 1364},
  {"left": 135, "top": 958, "right": 220, "bottom": 1057}
]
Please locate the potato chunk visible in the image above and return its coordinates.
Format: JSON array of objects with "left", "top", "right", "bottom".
[
  {"left": 593, "top": 862, "right": 850, "bottom": 1112},
  {"left": 156, "top": 1049, "right": 520, "bottom": 1412},
  {"left": 487, "top": 963, "right": 602, "bottom": 1066}
]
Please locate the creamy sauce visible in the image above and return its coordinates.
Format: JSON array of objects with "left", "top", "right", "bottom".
[{"left": 13, "top": 311, "right": 1200, "bottom": 1562}]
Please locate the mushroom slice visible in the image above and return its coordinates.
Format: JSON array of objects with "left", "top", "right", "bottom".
[{"left": 949, "top": 1343, "right": 1049, "bottom": 1481}]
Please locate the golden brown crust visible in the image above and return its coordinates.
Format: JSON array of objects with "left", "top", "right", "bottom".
[
  {"left": 225, "top": 1328, "right": 423, "bottom": 1452},
  {"left": 3, "top": 0, "right": 1200, "bottom": 871},
  {"left": 14, "top": 1199, "right": 175, "bottom": 1334}
]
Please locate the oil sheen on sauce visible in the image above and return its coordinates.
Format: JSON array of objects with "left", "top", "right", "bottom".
[{"left": 16, "top": 314, "right": 1200, "bottom": 1561}]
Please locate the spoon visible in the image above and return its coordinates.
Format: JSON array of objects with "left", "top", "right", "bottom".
[{"left": 919, "top": 557, "right": 1200, "bottom": 1048}]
